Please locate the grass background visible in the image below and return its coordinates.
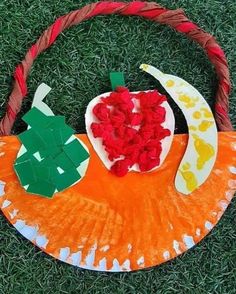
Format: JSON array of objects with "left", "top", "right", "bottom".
[{"left": 0, "top": 0, "right": 235, "bottom": 293}]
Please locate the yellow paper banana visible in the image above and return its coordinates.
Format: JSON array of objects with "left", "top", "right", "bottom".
[{"left": 140, "top": 64, "right": 218, "bottom": 195}]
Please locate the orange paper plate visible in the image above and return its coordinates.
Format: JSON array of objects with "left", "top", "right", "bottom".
[{"left": 0, "top": 132, "right": 235, "bottom": 272}]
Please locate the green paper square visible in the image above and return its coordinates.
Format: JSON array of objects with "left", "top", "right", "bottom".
[
  {"left": 54, "top": 152, "right": 74, "bottom": 171},
  {"left": 52, "top": 128, "right": 61, "bottom": 146},
  {"left": 53, "top": 168, "right": 81, "bottom": 192},
  {"left": 16, "top": 153, "right": 39, "bottom": 165},
  {"left": 36, "top": 128, "right": 57, "bottom": 147},
  {"left": 27, "top": 180, "right": 56, "bottom": 198},
  {"left": 22, "top": 107, "right": 50, "bottom": 129},
  {"left": 53, "top": 126, "right": 74, "bottom": 146},
  {"left": 18, "top": 129, "right": 46, "bottom": 154},
  {"left": 15, "top": 152, "right": 30, "bottom": 163},
  {"left": 40, "top": 157, "right": 61, "bottom": 179},
  {"left": 60, "top": 126, "right": 75, "bottom": 143},
  {"left": 63, "top": 139, "right": 89, "bottom": 167},
  {"left": 14, "top": 160, "right": 37, "bottom": 186},
  {"left": 47, "top": 116, "right": 66, "bottom": 130},
  {"left": 48, "top": 167, "right": 61, "bottom": 179},
  {"left": 33, "top": 164, "right": 51, "bottom": 181},
  {"left": 40, "top": 147, "right": 62, "bottom": 159},
  {"left": 40, "top": 156, "right": 56, "bottom": 168}
]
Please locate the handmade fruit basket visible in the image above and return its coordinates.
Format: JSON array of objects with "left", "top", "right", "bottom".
[{"left": 0, "top": 1, "right": 235, "bottom": 272}]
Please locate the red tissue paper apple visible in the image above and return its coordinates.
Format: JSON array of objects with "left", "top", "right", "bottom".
[{"left": 85, "top": 86, "right": 175, "bottom": 176}]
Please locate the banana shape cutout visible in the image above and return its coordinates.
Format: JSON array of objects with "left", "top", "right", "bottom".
[{"left": 140, "top": 64, "right": 218, "bottom": 195}]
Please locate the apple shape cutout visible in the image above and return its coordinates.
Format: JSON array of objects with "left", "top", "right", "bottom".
[{"left": 85, "top": 87, "right": 175, "bottom": 176}]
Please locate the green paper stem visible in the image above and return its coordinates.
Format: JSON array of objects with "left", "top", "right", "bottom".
[{"left": 109, "top": 72, "right": 125, "bottom": 90}]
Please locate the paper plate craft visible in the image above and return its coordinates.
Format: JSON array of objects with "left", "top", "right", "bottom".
[{"left": 0, "top": 1, "right": 235, "bottom": 272}]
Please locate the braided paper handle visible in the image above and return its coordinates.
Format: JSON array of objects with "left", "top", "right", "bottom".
[{"left": 0, "top": 1, "right": 232, "bottom": 135}]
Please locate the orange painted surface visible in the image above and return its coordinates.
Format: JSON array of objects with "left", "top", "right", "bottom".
[{"left": 0, "top": 132, "right": 235, "bottom": 271}]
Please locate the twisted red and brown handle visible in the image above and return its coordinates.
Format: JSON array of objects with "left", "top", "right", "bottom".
[{"left": 0, "top": 1, "right": 232, "bottom": 135}]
